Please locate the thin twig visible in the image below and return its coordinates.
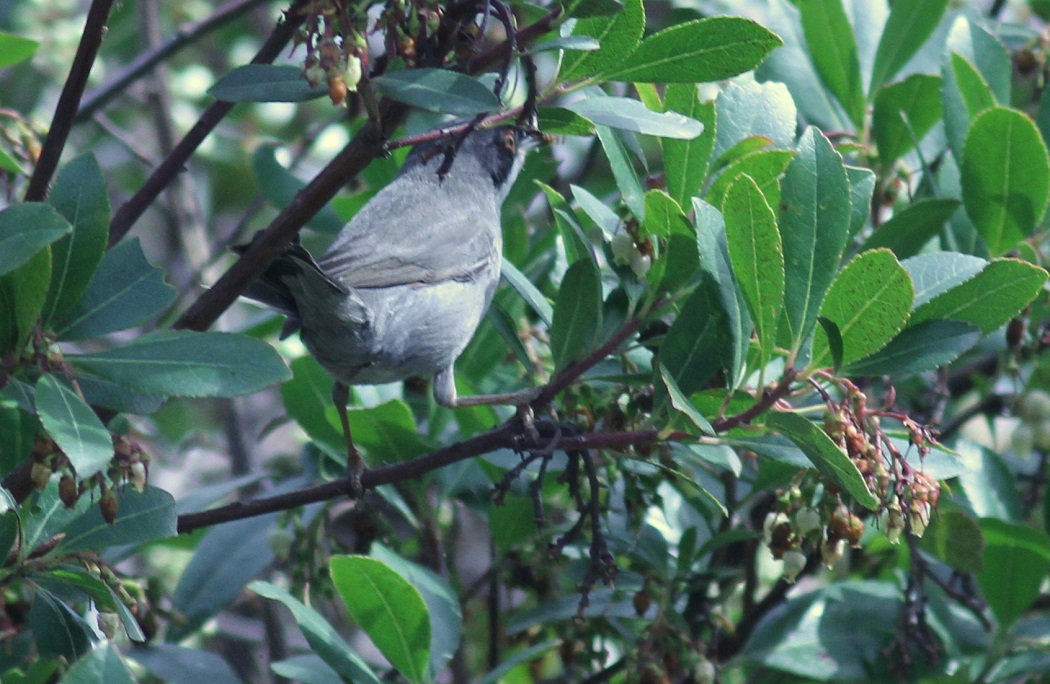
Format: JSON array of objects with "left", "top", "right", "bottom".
[{"left": 24, "top": 0, "right": 117, "bottom": 202}]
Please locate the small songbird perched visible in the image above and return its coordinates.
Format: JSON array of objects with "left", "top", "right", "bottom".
[{"left": 240, "top": 124, "right": 539, "bottom": 492}]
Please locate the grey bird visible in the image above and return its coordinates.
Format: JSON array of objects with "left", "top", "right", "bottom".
[{"left": 241, "top": 125, "right": 538, "bottom": 490}]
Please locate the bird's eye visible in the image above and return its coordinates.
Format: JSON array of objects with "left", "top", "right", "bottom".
[{"left": 500, "top": 128, "right": 517, "bottom": 154}]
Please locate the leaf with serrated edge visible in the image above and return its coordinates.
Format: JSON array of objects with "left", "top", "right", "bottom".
[
  {"left": 35, "top": 375, "right": 112, "bottom": 480},
  {"left": 766, "top": 412, "right": 878, "bottom": 510}
]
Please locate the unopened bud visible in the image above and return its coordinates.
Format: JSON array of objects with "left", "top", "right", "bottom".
[{"left": 782, "top": 550, "right": 806, "bottom": 583}]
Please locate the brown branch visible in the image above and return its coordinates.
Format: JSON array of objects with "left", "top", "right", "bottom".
[
  {"left": 107, "top": 0, "right": 310, "bottom": 246},
  {"left": 712, "top": 367, "right": 799, "bottom": 432},
  {"left": 24, "top": 0, "right": 117, "bottom": 202},
  {"left": 76, "top": 0, "right": 268, "bottom": 122}
]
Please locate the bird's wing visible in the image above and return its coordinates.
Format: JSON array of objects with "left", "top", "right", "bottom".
[{"left": 317, "top": 183, "right": 500, "bottom": 289}]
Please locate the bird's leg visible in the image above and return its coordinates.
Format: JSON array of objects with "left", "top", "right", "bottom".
[
  {"left": 433, "top": 367, "right": 540, "bottom": 443},
  {"left": 333, "top": 381, "right": 365, "bottom": 498}
]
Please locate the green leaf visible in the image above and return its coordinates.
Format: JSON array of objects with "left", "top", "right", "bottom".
[
  {"left": 961, "top": 106, "right": 1050, "bottom": 255},
  {"left": 536, "top": 106, "right": 595, "bottom": 136},
  {"left": 373, "top": 69, "right": 500, "bottom": 117},
  {"left": 643, "top": 189, "right": 691, "bottom": 239},
  {"left": 711, "top": 79, "right": 797, "bottom": 164},
  {"left": 529, "top": 36, "right": 600, "bottom": 53},
  {"left": 919, "top": 510, "right": 985, "bottom": 574},
  {"left": 69, "top": 331, "right": 290, "bottom": 398},
  {"left": 946, "top": 16, "right": 1010, "bottom": 104},
  {"left": 860, "top": 198, "right": 960, "bottom": 258},
  {"left": 57, "top": 487, "right": 176, "bottom": 553},
  {"left": 872, "top": 74, "right": 943, "bottom": 169},
  {"left": 127, "top": 645, "right": 243, "bottom": 684},
  {"left": 343, "top": 400, "right": 430, "bottom": 464},
  {"left": 252, "top": 145, "right": 345, "bottom": 234},
  {"left": 778, "top": 127, "right": 852, "bottom": 353},
  {"left": 596, "top": 125, "right": 644, "bottom": 219},
  {"left": 58, "top": 643, "right": 134, "bottom": 684},
  {"left": 565, "top": 97, "right": 703, "bottom": 139},
  {"left": 911, "top": 258, "right": 1048, "bottom": 333},
  {"left": 978, "top": 518, "right": 1050, "bottom": 627},
  {"left": 501, "top": 260, "right": 553, "bottom": 326},
  {"left": 811, "top": 249, "right": 914, "bottom": 368},
  {"left": 550, "top": 258, "right": 602, "bottom": 372},
  {"left": 55, "top": 238, "right": 176, "bottom": 341},
  {"left": 371, "top": 545, "right": 463, "bottom": 677},
  {"left": 869, "top": 0, "right": 949, "bottom": 90},
  {"left": 659, "top": 364, "right": 713, "bottom": 434},
  {"left": 34, "top": 375, "right": 112, "bottom": 480},
  {"left": 41, "top": 568, "right": 144, "bottom": 642},
  {"left": 942, "top": 52, "right": 997, "bottom": 160},
  {"left": 722, "top": 174, "right": 783, "bottom": 366},
  {"left": 662, "top": 85, "right": 716, "bottom": 208},
  {"left": 41, "top": 155, "right": 110, "bottom": 326},
  {"left": 280, "top": 356, "right": 344, "bottom": 456},
  {"left": 560, "top": 0, "right": 644, "bottom": 82},
  {"left": 30, "top": 587, "right": 93, "bottom": 660},
  {"left": 845, "top": 166, "right": 876, "bottom": 238},
  {"left": 799, "top": 0, "right": 864, "bottom": 126},
  {"left": 901, "top": 252, "right": 986, "bottom": 308},
  {"left": 766, "top": 412, "right": 878, "bottom": 510},
  {"left": 251, "top": 581, "right": 382, "bottom": 684},
  {"left": 0, "top": 203, "right": 70, "bottom": 277},
  {"left": 706, "top": 148, "right": 794, "bottom": 211},
  {"left": 0, "top": 247, "right": 50, "bottom": 355},
  {"left": 330, "top": 555, "right": 430, "bottom": 684},
  {"left": 601, "top": 17, "right": 782, "bottom": 84},
  {"left": 841, "top": 320, "right": 981, "bottom": 376},
  {"left": 208, "top": 64, "right": 324, "bottom": 102},
  {"left": 0, "top": 32, "right": 39, "bottom": 67},
  {"left": 658, "top": 275, "right": 729, "bottom": 397}
]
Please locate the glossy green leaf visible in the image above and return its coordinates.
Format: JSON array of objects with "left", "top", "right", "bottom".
[
  {"left": 560, "top": 0, "right": 644, "bottom": 81},
  {"left": 601, "top": 17, "right": 782, "bottom": 84},
  {"left": 536, "top": 107, "right": 595, "bottom": 136},
  {"left": 842, "top": 320, "right": 981, "bottom": 376},
  {"left": 799, "top": 0, "right": 864, "bottom": 126},
  {"left": 872, "top": 74, "right": 943, "bottom": 169},
  {"left": 30, "top": 587, "right": 93, "bottom": 660},
  {"left": 374, "top": 69, "right": 500, "bottom": 117},
  {"left": 596, "top": 125, "right": 644, "bottom": 219},
  {"left": 942, "top": 52, "right": 997, "bottom": 160},
  {"left": 501, "top": 260, "right": 553, "bottom": 326},
  {"left": 869, "top": 0, "right": 949, "bottom": 90},
  {"left": 811, "top": 249, "right": 913, "bottom": 368},
  {"left": 0, "top": 247, "right": 50, "bottom": 355},
  {"left": 252, "top": 145, "right": 345, "bottom": 234},
  {"left": 961, "top": 107, "right": 1050, "bottom": 255},
  {"left": 529, "top": 36, "right": 600, "bottom": 53},
  {"left": 58, "top": 643, "right": 134, "bottom": 684},
  {"left": 0, "top": 32, "right": 39, "bottom": 67},
  {"left": 919, "top": 510, "right": 985, "bottom": 574},
  {"left": 955, "top": 441, "right": 1023, "bottom": 521},
  {"left": 659, "top": 364, "right": 713, "bottom": 434},
  {"left": 846, "top": 166, "right": 876, "bottom": 238},
  {"left": 330, "top": 555, "right": 430, "bottom": 684},
  {"left": 565, "top": 97, "right": 703, "bottom": 139},
  {"left": 911, "top": 258, "right": 1048, "bottom": 333},
  {"left": 251, "top": 581, "right": 383, "bottom": 684},
  {"left": 372, "top": 544, "right": 462, "bottom": 677},
  {"left": 42, "top": 568, "right": 145, "bottom": 642},
  {"left": 550, "top": 258, "right": 602, "bottom": 372},
  {"left": 280, "top": 356, "right": 344, "bottom": 456},
  {"left": 722, "top": 174, "right": 783, "bottom": 365},
  {"left": 208, "top": 64, "right": 324, "bottom": 102},
  {"left": 270, "top": 655, "right": 342, "bottom": 684},
  {"left": 901, "top": 252, "right": 986, "bottom": 308},
  {"left": 23, "top": 478, "right": 92, "bottom": 555},
  {"left": 0, "top": 203, "right": 70, "bottom": 277},
  {"left": 777, "top": 127, "right": 852, "bottom": 353},
  {"left": 945, "top": 16, "right": 1010, "bottom": 104},
  {"left": 128, "top": 645, "right": 243, "bottom": 684},
  {"left": 861, "top": 198, "right": 960, "bottom": 258},
  {"left": 343, "top": 400, "right": 430, "bottom": 464},
  {"left": 766, "top": 412, "right": 878, "bottom": 510},
  {"left": 978, "top": 519, "right": 1050, "bottom": 627},
  {"left": 41, "top": 155, "right": 110, "bottom": 326},
  {"left": 662, "top": 85, "right": 715, "bottom": 207},
  {"left": 658, "top": 275, "right": 729, "bottom": 398},
  {"left": 57, "top": 487, "right": 176, "bottom": 553},
  {"left": 69, "top": 331, "right": 290, "bottom": 398},
  {"left": 566, "top": 0, "right": 623, "bottom": 18},
  {"left": 711, "top": 79, "right": 796, "bottom": 164},
  {"left": 643, "top": 189, "right": 691, "bottom": 239},
  {"left": 706, "top": 148, "right": 793, "bottom": 210},
  {"left": 56, "top": 238, "right": 176, "bottom": 341},
  {"left": 34, "top": 375, "right": 112, "bottom": 480}
]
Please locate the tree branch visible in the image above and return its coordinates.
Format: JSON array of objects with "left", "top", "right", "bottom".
[
  {"left": 24, "top": 0, "right": 116, "bottom": 202},
  {"left": 107, "top": 0, "right": 310, "bottom": 246},
  {"left": 76, "top": 0, "right": 268, "bottom": 122}
]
